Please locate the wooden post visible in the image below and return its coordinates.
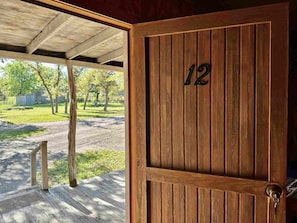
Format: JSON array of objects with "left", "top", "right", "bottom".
[
  {"left": 41, "top": 141, "right": 48, "bottom": 190},
  {"left": 30, "top": 141, "right": 48, "bottom": 189},
  {"left": 30, "top": 152, "right": 37, "bottom": 186},
  {"left": 66, "top": 60, "right": 77, "bottom": 187}
]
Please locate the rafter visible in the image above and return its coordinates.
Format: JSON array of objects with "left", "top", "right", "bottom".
[
  {"left": 66, "top": 28, "right": 122, "bottom": 59},
  {"left": 26, "top": 13, "right": 71, "bottom": 54},
  {"left": 97, "top": 47, "right": 123, "bottom": 64},
  {"left": 0, "top": 50, "right": 123, "bottom": 72}
]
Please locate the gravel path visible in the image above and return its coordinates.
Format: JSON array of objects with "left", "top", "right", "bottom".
[{"left": 0, "top": 117, "right": 125, "bottom": 194}]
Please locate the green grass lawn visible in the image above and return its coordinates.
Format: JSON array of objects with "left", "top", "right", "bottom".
[
  {"left": 0, "top": 128, "right": 46, "bottom": 141},
  {"left": 46, "top": 149, "right": 125, "bottom": 187},
  {"left": 0, "top": 102, "right": 124, "bottom": 124}
]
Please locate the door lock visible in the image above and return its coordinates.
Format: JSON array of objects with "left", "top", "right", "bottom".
[{"left": 265, "top": 184, "right": 282, "bottom": 220}]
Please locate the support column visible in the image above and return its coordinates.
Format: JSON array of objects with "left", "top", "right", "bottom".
[{"left": 66, "top": 60, "right": 77, "bottom": 187}]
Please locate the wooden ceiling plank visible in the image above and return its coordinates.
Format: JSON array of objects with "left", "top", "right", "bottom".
[
  {"left": 26, "top": 13, "right": 72, "bottom": 54},
  {"left": 66, "top": 28, "right": 122, "bottom": 59},
  {"left": 0, "top": 50, "right": 123, "bottom": 72},
  {"left": 97, "top": 47, "right": 123, "bottom": 64}
]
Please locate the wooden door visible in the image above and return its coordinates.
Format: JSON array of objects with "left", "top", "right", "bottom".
[{"left": 129, "top": 3, "right": 288, "bottom": 223}]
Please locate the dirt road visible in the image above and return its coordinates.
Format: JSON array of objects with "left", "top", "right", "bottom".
[{"left": 27, "top": 117, "right": 125, "bottom": 152}]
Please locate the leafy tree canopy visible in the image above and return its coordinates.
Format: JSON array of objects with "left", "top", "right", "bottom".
[{"left": 0, "top": 60, "right": 39, "bottom": 96}]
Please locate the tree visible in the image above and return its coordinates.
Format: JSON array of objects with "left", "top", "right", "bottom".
[
  {"left": 109, "top": 71, "right": 124, "bottom": 102},
  {"left": 73, "top": 66, "right": 87, "bottom": 79},
  {"left": 63, "top": 66, "right": 87, "bottom": 113},
  {"left": 76, "top": 68, "right": 95, "bottom": 110},
  {"left": 76, "top": 69, "right": 123, "bottom": 111},
  {"left": 94, "top": 70, "right": 119, "bottom": 112},
  {"left": 30, "top": 63, "right": 56, "bottom": 114},
  {"left": 30, "top": 63, "right": 69, "bottom": 114},
  {"left": 53, "top": 65, "right": 66, "bottom": 113},
  {"left": 0, "top": 60, "right": 39, "bottom": 96}
]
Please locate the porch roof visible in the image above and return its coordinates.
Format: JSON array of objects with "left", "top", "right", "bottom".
[{"left": 0, "top": 0, "right": 124, "bottom": 71}]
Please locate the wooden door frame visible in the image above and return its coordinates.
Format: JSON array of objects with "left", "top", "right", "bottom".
[{"left": 25, "top": 1, "right": 289, "bottom": 223}]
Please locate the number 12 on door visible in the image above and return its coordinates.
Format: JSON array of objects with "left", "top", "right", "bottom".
[{"left": 184, "top": 63, "right": 211, "bottom": 86}]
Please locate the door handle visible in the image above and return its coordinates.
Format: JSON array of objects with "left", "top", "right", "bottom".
[
  {"left": 266, "top": 184, "right": 282, "bottom": 201},
  {"left": 265, "top": 184, "right": 282, "bottom": 219}
]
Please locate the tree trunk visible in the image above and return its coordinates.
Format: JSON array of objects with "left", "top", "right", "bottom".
[
  {"left": 83, "top": 92, "right": 89, "bottom": 110},
  {"left": 55, "top": 65, "right": 62, "bottom": 113},
  {"left": 64, "top": 92, "right": 69, "bottom": 114},
  {"left": 96, "top": 92, "right": 99, "bottom": 105},
  {"left": 55, "top": 95, "right": 58, "bottom": 113},
  {"left": 104, "top": 86, "right": 109, "bottom": 112},
  {"left": 49, "top": 95, "right": 55, "bottom": 115}
]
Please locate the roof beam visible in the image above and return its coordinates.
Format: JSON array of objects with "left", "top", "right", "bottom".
[
  {"left": 0, "top": 50, "right": 123, "bottom": 72},
  {"left": 66, "top": 28, "right": 122, "bottom": 59},
  {"left": 26, "top": 13, "right": 71, "bottom": 54},
  {"left": 97, "top": 48, "right": 123, "bottom": 64}
]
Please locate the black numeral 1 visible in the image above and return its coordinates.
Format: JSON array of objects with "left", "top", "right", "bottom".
[{"left": 184, "top": 64, "right": 195, "bottom": 85}]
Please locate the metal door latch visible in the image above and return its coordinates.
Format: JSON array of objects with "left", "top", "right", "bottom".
[{"left": 266, "top": 185, "right": 282, "bottom": 220}]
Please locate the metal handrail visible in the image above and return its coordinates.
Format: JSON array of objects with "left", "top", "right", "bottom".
[{"left": 30, "top": 141, "right": 48, "bottom": 190}]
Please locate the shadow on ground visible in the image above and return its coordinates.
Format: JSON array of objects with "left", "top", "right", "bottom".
[{"left": 0, "top": 139, "right": 41, "bottom": 193}]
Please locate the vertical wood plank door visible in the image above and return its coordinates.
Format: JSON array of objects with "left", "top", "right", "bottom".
[{"left": 129, "top": 3, "right": 288, "bottom": 223}]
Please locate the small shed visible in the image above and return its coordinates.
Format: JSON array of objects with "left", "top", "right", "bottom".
[{"left": 16, "top": 94, "right": 36, "bottom": 106}]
